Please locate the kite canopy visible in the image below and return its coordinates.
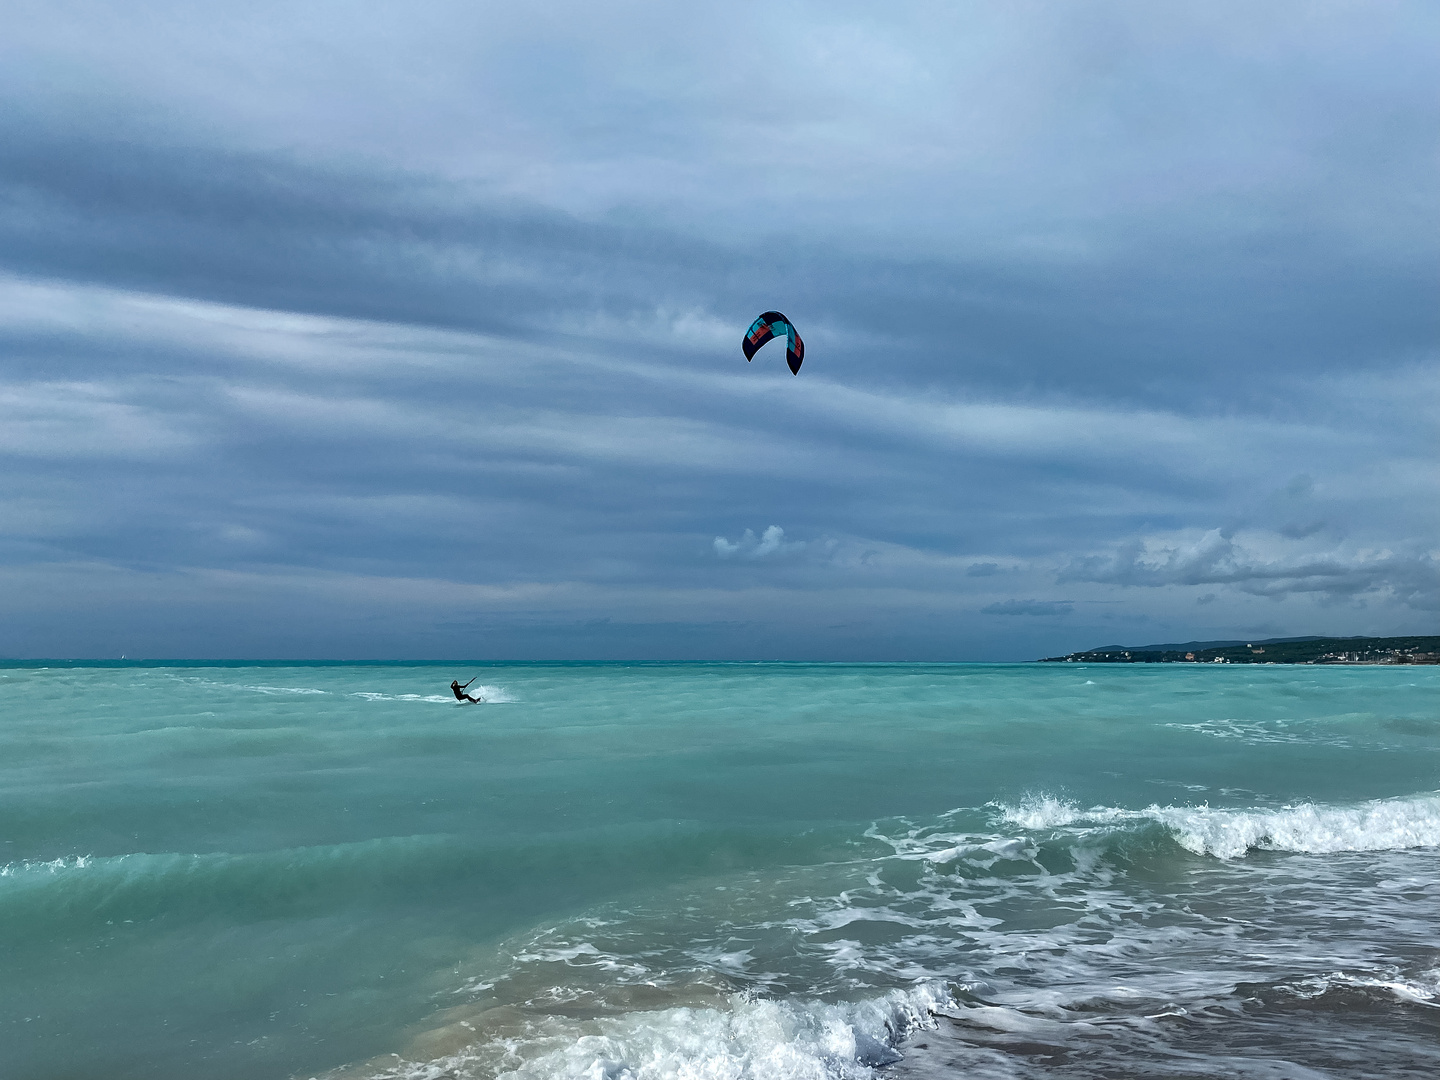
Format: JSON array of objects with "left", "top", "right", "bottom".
[{"left": 742, "top": 311, "right": 804, "bottom": 375}]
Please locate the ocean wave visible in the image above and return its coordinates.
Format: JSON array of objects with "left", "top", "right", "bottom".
[
  {"left": 0, "top": 824, "right": 841, "bottom": 938},
  {"left": 889, "top": 836, "right": 1038, "bottom": 869},
  {"left": 1164, "top": 716, "right": 1367, "bottom": 749},
  {"left": 342, "top": 984, "right": 950, "bottom": 1080},
  {"left": 159, "top": 673, "right": 328, "bottom": 695},
  {"left": 993, "top": 792, "right": 1440, "bottom": 859},
  {"left": 1265, "top": 967, "right": 1440, "bottom": 1010},
  {"left": 0, "top": 836, "right": 473, "bottom": 933},
  {"left": 155, "top": 672, "right": 520, "bottom": 701},
  {"left": 0, "top": 854, "right": 93, "bottom": 876}
]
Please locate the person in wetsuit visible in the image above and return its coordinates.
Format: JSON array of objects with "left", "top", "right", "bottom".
[{"left": 450, "top": 677, "right": 484, "bottom": 703}]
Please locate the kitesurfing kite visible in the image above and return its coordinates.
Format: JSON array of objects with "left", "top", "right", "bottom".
[{"left": 742, "top": 311, "right": 804, "bottom": 374}]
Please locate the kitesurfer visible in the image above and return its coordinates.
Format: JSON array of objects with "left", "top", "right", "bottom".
[{"left": 450, "top": 677, "right": 484, "bottom": 704}]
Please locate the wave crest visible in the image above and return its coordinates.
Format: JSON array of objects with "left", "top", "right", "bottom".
[{"left": 994, "top": 792, "right": 1440, "bottom": 859}]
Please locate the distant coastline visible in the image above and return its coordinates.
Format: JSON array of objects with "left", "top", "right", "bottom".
[{"left": 1040, "top": 635, "right": 1440, "bottom": 665}]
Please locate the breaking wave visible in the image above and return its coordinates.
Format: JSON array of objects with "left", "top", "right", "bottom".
[
  {"left": 994, "top": 791, "right": 1440, "bottom": 859},
  {"left": 335, "top": 984, "right": 951, "bottom": 1080},
  {"left": 1264, "top": 967, "right": 1440, "bottom": 1010}
]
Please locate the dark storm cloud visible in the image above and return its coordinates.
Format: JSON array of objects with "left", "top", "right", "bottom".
[{"left": 0, "top": 1, "right": 1436, "bottom": 658}]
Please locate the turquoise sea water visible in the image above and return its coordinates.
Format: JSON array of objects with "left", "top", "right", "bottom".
[{"left": 4, "top": 662, "right": 1440, "bottom": 1079}]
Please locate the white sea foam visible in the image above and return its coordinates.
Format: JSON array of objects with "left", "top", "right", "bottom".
[
  {"left": 0, "top": 854, "right": 92, "bottom": 877},
  {"left": 993, "top": 795, "right": 1096, "bottom": 830},
  {"left": 159, "top": 672, "right": 522, "bottom": 701},
  {"left": 898, "top": 836, "right": 1038, "bottom": 868},
  {"left": 359, "top": 984, "right": 951, "bottom": 1080},
  {"left": 350, "top": 693, "right": 454, "bottom": 703},
  {"left": 509, "top": 941, "right": 652, "bottom": 978},
  {"left": 350, "top": 685, "right": 515, "bottom": 704},
  {"left": 158, "top": 673, "right": 327, "bottom": 694},
  {"left": 1273, "top": 967, "right": 1440, "bottom": 1009},
  {"left": 993, "top": 792, "right": 1440, "bottom": 859},
  {"left": 1151, "top": 796, "right": 1440, "bottom": 859},
  {"left": 1164, "top": 716, "right": 1362, "bottom": 749}
]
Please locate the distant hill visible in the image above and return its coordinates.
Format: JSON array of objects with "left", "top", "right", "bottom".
[
  {"left": 1041, "top": 635, "right": 1440, "bottom": 665},
  {"left": 1090, "top": 636, "right": 1329, "bottom": 653}
]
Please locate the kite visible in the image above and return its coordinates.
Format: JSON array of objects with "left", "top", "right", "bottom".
[{"left": 742, "top": 311, "right": 804, "bottom": 375}]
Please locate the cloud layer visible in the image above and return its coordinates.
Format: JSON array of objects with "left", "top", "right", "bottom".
[{"left": 0, "top": 2, "right": 1436, "bottom": 658}]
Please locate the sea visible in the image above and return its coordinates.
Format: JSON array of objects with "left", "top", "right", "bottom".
[{"left": 3, "top": 661, "right": 1440, "bottom": 1080}]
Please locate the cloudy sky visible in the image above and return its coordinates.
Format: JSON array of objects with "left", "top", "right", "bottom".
[{"left": 1, "top": 0, "right": 1436, "bottom": 660}]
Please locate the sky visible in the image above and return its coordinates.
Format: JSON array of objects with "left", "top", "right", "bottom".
[{"left": 0, "top": 0, "right": 1436, "bottom": 660}]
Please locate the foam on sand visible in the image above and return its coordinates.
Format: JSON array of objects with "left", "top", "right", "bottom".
[{"left": 334, "top": 984, "right": 951, "bottom": 1080}]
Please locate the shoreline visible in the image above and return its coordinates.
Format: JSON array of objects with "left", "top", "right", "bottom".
[{"left": 1042, "top": 634, "right": 1440, "bottom": 665}]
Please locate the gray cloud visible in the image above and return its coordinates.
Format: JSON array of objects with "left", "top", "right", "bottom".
[
  {"left": 982, "top": 599, "right": 1075, "bottom": 617},
  {"left": 0, "top": 2, "right": 1436, "bottom": 658},
  {"left": 1, "top": 106, "right": 1434, "bottom": 413},
  {"left": 1063, "top": 530, "right": 1440, "bottom": 610}
]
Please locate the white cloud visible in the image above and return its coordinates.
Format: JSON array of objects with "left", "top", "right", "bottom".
[{"left": 714, "top": 525, "right": 800, "bottom": 560}]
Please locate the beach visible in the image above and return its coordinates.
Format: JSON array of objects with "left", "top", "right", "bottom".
[{"left": 4, "top": 661, "right": 1440, "bottom": 1079}]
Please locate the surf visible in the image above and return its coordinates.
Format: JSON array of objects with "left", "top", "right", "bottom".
[{"left": 6, "top": 662, "right": 1440, "bottom": 1080}]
